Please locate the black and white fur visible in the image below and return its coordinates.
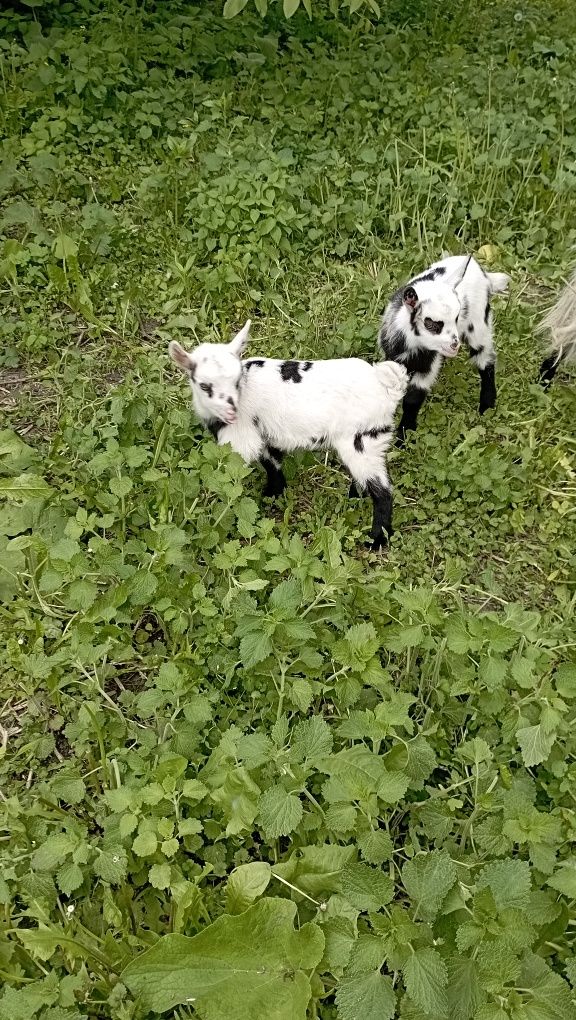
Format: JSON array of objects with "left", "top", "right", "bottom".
[
  {"left": 169, "top": 321, "right": 408, "bottom": 549},
  {"left": 538, "top": 268, "right": 576, "bottom": 385},
  {"left": 378, "top": 255, "right": 510, "bottom": 443}
]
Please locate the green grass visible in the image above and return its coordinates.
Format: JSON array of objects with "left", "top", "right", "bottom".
[{"left": 1, "top": 1, "right": 576, "bottom": 1018}]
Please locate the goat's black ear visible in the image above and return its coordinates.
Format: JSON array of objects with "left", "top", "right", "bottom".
[{"left": 403, "top": 286, "right": 418, "bottom": 308}]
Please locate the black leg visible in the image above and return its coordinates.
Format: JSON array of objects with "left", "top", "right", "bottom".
[
  {"left": 348, "top": 481, "right": 360, "bottom": 498},
  {"left": 261, "top": 447, "right": 286, "bottom": 498},
  {"left": 396, "top": 387, "right": 427, "bottom": 446},
  {"left": 478, "top": 363, "right": 496, "bottom": 414},
  {"left": 365, "top": 477, "right": 393, "bottom": 551},
  {"left": 539, "top": 354, "right": 561, "bottom": 387}
]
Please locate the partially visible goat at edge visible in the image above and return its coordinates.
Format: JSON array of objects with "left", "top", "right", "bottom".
[
  {"left": 378, "top": 254, "right": 510, "bottom": 444},
  {"left": 538, "top": 268, "right": 576, "bottom": 384},
  {"left": 169, "top": 321, "right": 408, "bottom": 550}
]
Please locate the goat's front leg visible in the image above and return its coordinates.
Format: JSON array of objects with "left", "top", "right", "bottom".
[{"left": 396, "top": 386, "right": 427, "bottom": 446}]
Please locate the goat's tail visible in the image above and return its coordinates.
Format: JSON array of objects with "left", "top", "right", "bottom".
[
  {"left": 374, "top": 361, "right": 409, "bottom": 404},
  {"left": 537, "top": 269, "right": 576, "bottom": 364},
  {"left": 486, "top": 272, "right": 510, "bottom": 295}
]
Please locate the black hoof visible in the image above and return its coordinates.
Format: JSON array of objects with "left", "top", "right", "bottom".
[
  {"left": 479, "top": 399, "right": 496, "bottom": 415},
  {"left": 263, "top": 482, "right": 285, "bottom": 498},
  {"left": 349, "top": 482, "right": 361, "bottom": 498},
  {"left": 366, "top": 531, "right": 391, "bottom": 551}
]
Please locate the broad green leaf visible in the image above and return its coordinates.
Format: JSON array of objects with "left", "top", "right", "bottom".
[
  {"left": 51, "top": 774, "right": 86, "bottom": 805},
  {"left": 0, "top": 474, "right": 53, "bottom": 499},
  {"left": 273, "top": 844, "right": 355, "bottom": 899},
  {"left": 226, "top": 862, "right": 271, "bottom": 913},
  {"left": 401, "top": 850, "right": 457, "bottom": 921},
  {"left": 56, "top": 861, "right": 84, "bottom": 896},
  {"left": 269, "top": 577, "right": 302, "bottom": 617},
  {"left": 93, "top": 847, "right": 127, "bottom": 884},
  {"left": 240, "top": 630, "right": 274, "bottom": 667},
  {"left": 320, "top": 917, "right": 356, "bottom": 974},
  {"left": 547, "top": 863, "right": 576, "bottom": 898},
  {"left": 53, "top": 233, "right": 78, "bottom": 259},
  {"left": 32, "top": 833, "right": 76, "bottom": 871},
  {"left": 358, "top": 830, "right": 393, "bottom": 865},
  {"left": 259, "top": 786, "right": 303, "bottom": 838},
  {"left": 516, "top": 724, "right": 555, "bottom": 767},
  {"left": 346, "top": 934, "right": 387, "bottom": 975},
  {"left": 287, "top": 921, "right": 325, "bottom": 970},
  {"left": 554, "top": 663, "right": 576, "bottom": 699},
  {"left": 341, "top": 864, "right": 393, "bottom": 912},
  {"left": 378, "top": 770, "right": 410, "bottom": 803},
  {"left": 403, "top": 947, "right": 448, "bottom": 1016},
  {"left": 149, "top": 863, "right": 171, "bottom": 889},
  {"left": 325, "top": 803, "right": 357, "bottom": 832},
  {"left": 132, "top": 830, "right": 158, "bottom": 857},
  {"left": 477, "top": 859, "right": 531, "bottom": 911},
  {"left": 122, "top": 898, "right": 320, "bottom": 1017},
  {"left": 336, "top": 972, "right": 396, "bottom": 1020},
  {"left": 283, "top": 0, "right": 301, "bottom": 17},
  {"left": 291, "top": 716, "right": 333, "bottom": 762},
  {"left": 223, "top": 0, "right": 249, "bottom": 16},
  {"left": 446, "top": 956, "right": 483, "bottom": 1020}
]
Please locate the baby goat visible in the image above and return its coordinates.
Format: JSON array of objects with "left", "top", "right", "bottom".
[
  {"left": 169, "top": 321, "right": 408, "bottom": 549},
  {"left": 378, "top": 255, "right": 509, "bottom": 443},
  {"left": 538, "top": 268, "right": 576, "bottom": 384}
]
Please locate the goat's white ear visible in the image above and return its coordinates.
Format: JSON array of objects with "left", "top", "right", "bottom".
[
  {"left": 169, "top": 340, "right": 195, "bottom": 377},
  {"left": 228, "top": 319, "right": 251, "bottom": 357},
  {"left": 403, "top": 286, "right": 418, "bottom": 308}
]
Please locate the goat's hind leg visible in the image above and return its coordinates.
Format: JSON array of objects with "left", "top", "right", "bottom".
[
  {"left": 467, "top": 317, "right": 497, "bottom": 414},
  {"left": 335, "top": 436, "right": 393, "bottom": 550},
  {"left": 261, "top": 445, "right": 286, "bottom": 498},
  {"left": 539, "top": 353, "right": 562, "bottom": 387}
]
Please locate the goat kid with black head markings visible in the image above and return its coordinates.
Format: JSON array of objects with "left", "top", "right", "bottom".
[
  {"left": 169, "top": 321, "right": 408, "bottom": 550},
  {"left": 379, "top": 255, "right": 510, "bottom": 444}
]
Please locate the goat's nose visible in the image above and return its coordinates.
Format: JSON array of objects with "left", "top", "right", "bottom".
[
  {"left": 227, "top": 397, "right": 236, "bottom": 409},
  {"left": 451, "top": 339, "right": 459, "bottom": 349}
]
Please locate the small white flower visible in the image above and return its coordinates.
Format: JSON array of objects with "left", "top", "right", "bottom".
[
  {"left": 113, "top": 855, "right": 119, "bottom": 862},
  {"left": 111, "top": 282, "right": 119, "bottom": 290},
  {"left": 18, "top": 637, "right": 24, "bottom": 645},
  {"left": 514, "top": 11, "right": 523, "bottom": 20},
  {"left": 67, "top": 904, "right": 75, "bottom": 914}
]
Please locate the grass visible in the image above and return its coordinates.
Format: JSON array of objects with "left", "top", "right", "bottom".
[{"left": 1, "top": 1, "right": 576, "bottom": 1018}]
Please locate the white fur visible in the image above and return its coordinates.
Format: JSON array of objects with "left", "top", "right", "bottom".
[
  {"left": 538, "top": 268, "right": 576, "bottom": 368},
  {"left": 169, "top": 322, "right": 409, "bottom": 548}
]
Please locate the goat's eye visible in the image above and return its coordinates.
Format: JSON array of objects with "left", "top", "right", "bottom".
[
  {"left": 424, "top": 317, "right": 443, "bottom": 335},
  {"left": 199, "top": 382, "right": 212, "bottom": 394}
]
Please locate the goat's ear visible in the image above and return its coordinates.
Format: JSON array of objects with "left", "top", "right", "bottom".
[
  {"left": 403, "top": 286, "right": 418, "bottom": 308},
  {"left": 228, "top": 319, "right": 251, "bottom": 357},
  {"left": 169, "top": 340, "right": 195, "bottom": 377}
]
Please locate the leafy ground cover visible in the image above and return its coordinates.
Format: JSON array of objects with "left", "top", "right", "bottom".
[{"left": 1, "top": 0, "right": 576, "bottom": 1017}]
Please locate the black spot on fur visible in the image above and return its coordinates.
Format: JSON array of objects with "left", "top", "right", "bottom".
[
  {"left": 267, "top": 445, "right": 284, "bottom": 463},
  {"left": 207, "top": 420, "right": 226, "bottom": 439},
  {"left": 462, "top": 297, "right": 469, "bottom": 318},
  {"left": 468, "top": 345, "right": 480, "bottom": 359},
  {"left": 412, "top": 266, "right": 447, "bottom": 284},
  {"left": 484, "top": 300, "right": 491, "bottom": 324},
  {"left": 253, "top": 416, "right": 260, "bottom": 429},
  {"left": 468, "top": 322, "right": 474, "bottom": 333},
  {"left": 354, "top": 426, "right": 392, "bottom": 453},
  {"left": 302, "top": 361, "right": 313, "bottom": 372},
  {"left": 402, "top": 348, "right": 438, "bottom": 378},
  {"left": 382, "top": 328, "right": 408, "bottom": 359},
  {"left": 245, "top": 359, "right": 265, "bottom": 371},
  {"left": 280, "top": 360, "right": 303, "bottom": 383}
]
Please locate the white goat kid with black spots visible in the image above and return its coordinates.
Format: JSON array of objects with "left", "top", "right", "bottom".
[
  {"left": 169, "top": 321, "right": 408, "bottom": 550},
  {"left": 379, "top": 255, "right": 509, "bottom": 444},
  {"left": 538, "top": 268, "right": 576, "bottom": 384}
]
